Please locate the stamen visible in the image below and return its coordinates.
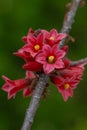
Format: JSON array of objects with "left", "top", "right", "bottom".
[
  {"left": 50, "top": 36, "right": 55, "bottom": 40},
  {"left": 48, "top": 55, "right": 55, "bottom": 64},
  {"left": 34, "top": 44, "right": 40, "bottom": 51},
  {"left": 64, "top": 83, "right": 70, "bottom": 90}
]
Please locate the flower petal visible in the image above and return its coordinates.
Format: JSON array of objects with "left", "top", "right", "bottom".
[
  {"left": 23, "top": 61, "right": 43, "bottom": 72},
  {"left": 23, "top": 87, "right": 33, "bottom": 97},
  {"left": 57, "top": 33, "right": 67, "bottom": 41},
  {"left": 43, "top": 63, "right": 55, "bottom": 74},
  {"left": 43, "top": 44, "right": 52, "bottom": 56},
  {"left": 26, "top": 71, "right": 35, "bottom": 79},
  {"left": 55, "top": 59, "right": 64, "bottom": 69},
  {"left": 56, "top": 50, "right": 65, "bottom": 59},
  {"left": 36, "top": 53, "right": 46, "bottom": 64}
]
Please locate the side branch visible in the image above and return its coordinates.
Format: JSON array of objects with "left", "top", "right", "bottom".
[
  {"left": 21, "top": 74, "right": 48, "bottom": 130},
  {"left": 70, "top": 57, "right": 87, "bottom": 66},
  {"left": 59, "top": 0, "right": 81, "bottom": 48}
]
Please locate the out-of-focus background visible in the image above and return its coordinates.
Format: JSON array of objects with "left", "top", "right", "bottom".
[{"left": 0, "top": 0, "right": 87, "bottom": 130}]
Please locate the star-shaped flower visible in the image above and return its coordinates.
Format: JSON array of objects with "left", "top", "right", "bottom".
[{"left": 36, "top": 44, "right": 65, "bottom": 74}]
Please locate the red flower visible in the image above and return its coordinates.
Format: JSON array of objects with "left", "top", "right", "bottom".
[
  {"left": 51, "top": 75, "right": 80, "bottom": 101},
  {"left": 51, "top": 64, "right": 85, "bottom": 101},
  {"left": 45, "top": 29, "right": 67, "bottom": 46},
  {"left": 21, "top": 33, "right": 44, "bottom": 57},
  {"left": 22, "top": 28, "right": 48, "bottom": 44},
  {"left": 36, "top": 44, "right": 65, "bottom": 74},
  {"left": 2, "top": 71, "right": 35, "bottom": 99}
]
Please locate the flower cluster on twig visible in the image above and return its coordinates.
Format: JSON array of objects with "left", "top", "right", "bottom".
[{"left": 2, "top": 28, "right": 87, "bottom": 101}]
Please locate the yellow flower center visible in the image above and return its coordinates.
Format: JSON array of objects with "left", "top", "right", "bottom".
[
  {"left": 34, "top": 44, "right": 40, "bottom": 51},
  {"left": 48, "top": 55, "right": 55, "bottom": 64},
  {"left": 50, "top": 36, "right": 55, "bottom": 40},
  {"left": 64, "top": 83, "right": 70, "bottom": 90}
]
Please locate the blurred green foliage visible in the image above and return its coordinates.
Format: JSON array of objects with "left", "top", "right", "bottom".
[{"left": 0, "top": 0, "right": 87, "bottom": 130}]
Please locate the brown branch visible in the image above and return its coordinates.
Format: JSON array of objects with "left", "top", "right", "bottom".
[
  {"left": 59, "top": 0, "right": 81, "bottom": 48},
  {"left": 21, "top": 0, "right": 81, "bottom": 130},
  {"left": 21, "top": 74, "right": 48, "bottom": 130}
]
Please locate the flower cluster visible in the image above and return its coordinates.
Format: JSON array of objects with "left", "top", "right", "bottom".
[{"left": 2, "top": 28, "right": 85, "bottom": 101}]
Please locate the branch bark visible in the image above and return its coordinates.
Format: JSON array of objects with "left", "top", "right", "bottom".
[
  {"left": 59, "top": 0, "right": 81, "bottom": 48},
  {"left": 21, "top": 0, "right": 81, "bottom": 130},
  {"left": 21, "top": 74, "right": 48, "bottom": 130},
  {"left": 70, "top": 57, "right": 87, "bottom": 66}
]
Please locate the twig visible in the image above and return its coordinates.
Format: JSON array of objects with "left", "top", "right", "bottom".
[
  {"left": 21, "top": 0, "right": 81, "bottom": 130},
  {"left": 70, "top": 57, "right": 87, "bottom": 66},
  {"left": 59, "top": 0, "right": 81, "bottom": 48},
  {"left": 21, "top": 74, "right": 48, "bottom": 130}
]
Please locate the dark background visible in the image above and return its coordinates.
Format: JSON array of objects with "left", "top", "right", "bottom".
[{"left": 0, "top": 0, "right": 87, "bottom": 130}]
